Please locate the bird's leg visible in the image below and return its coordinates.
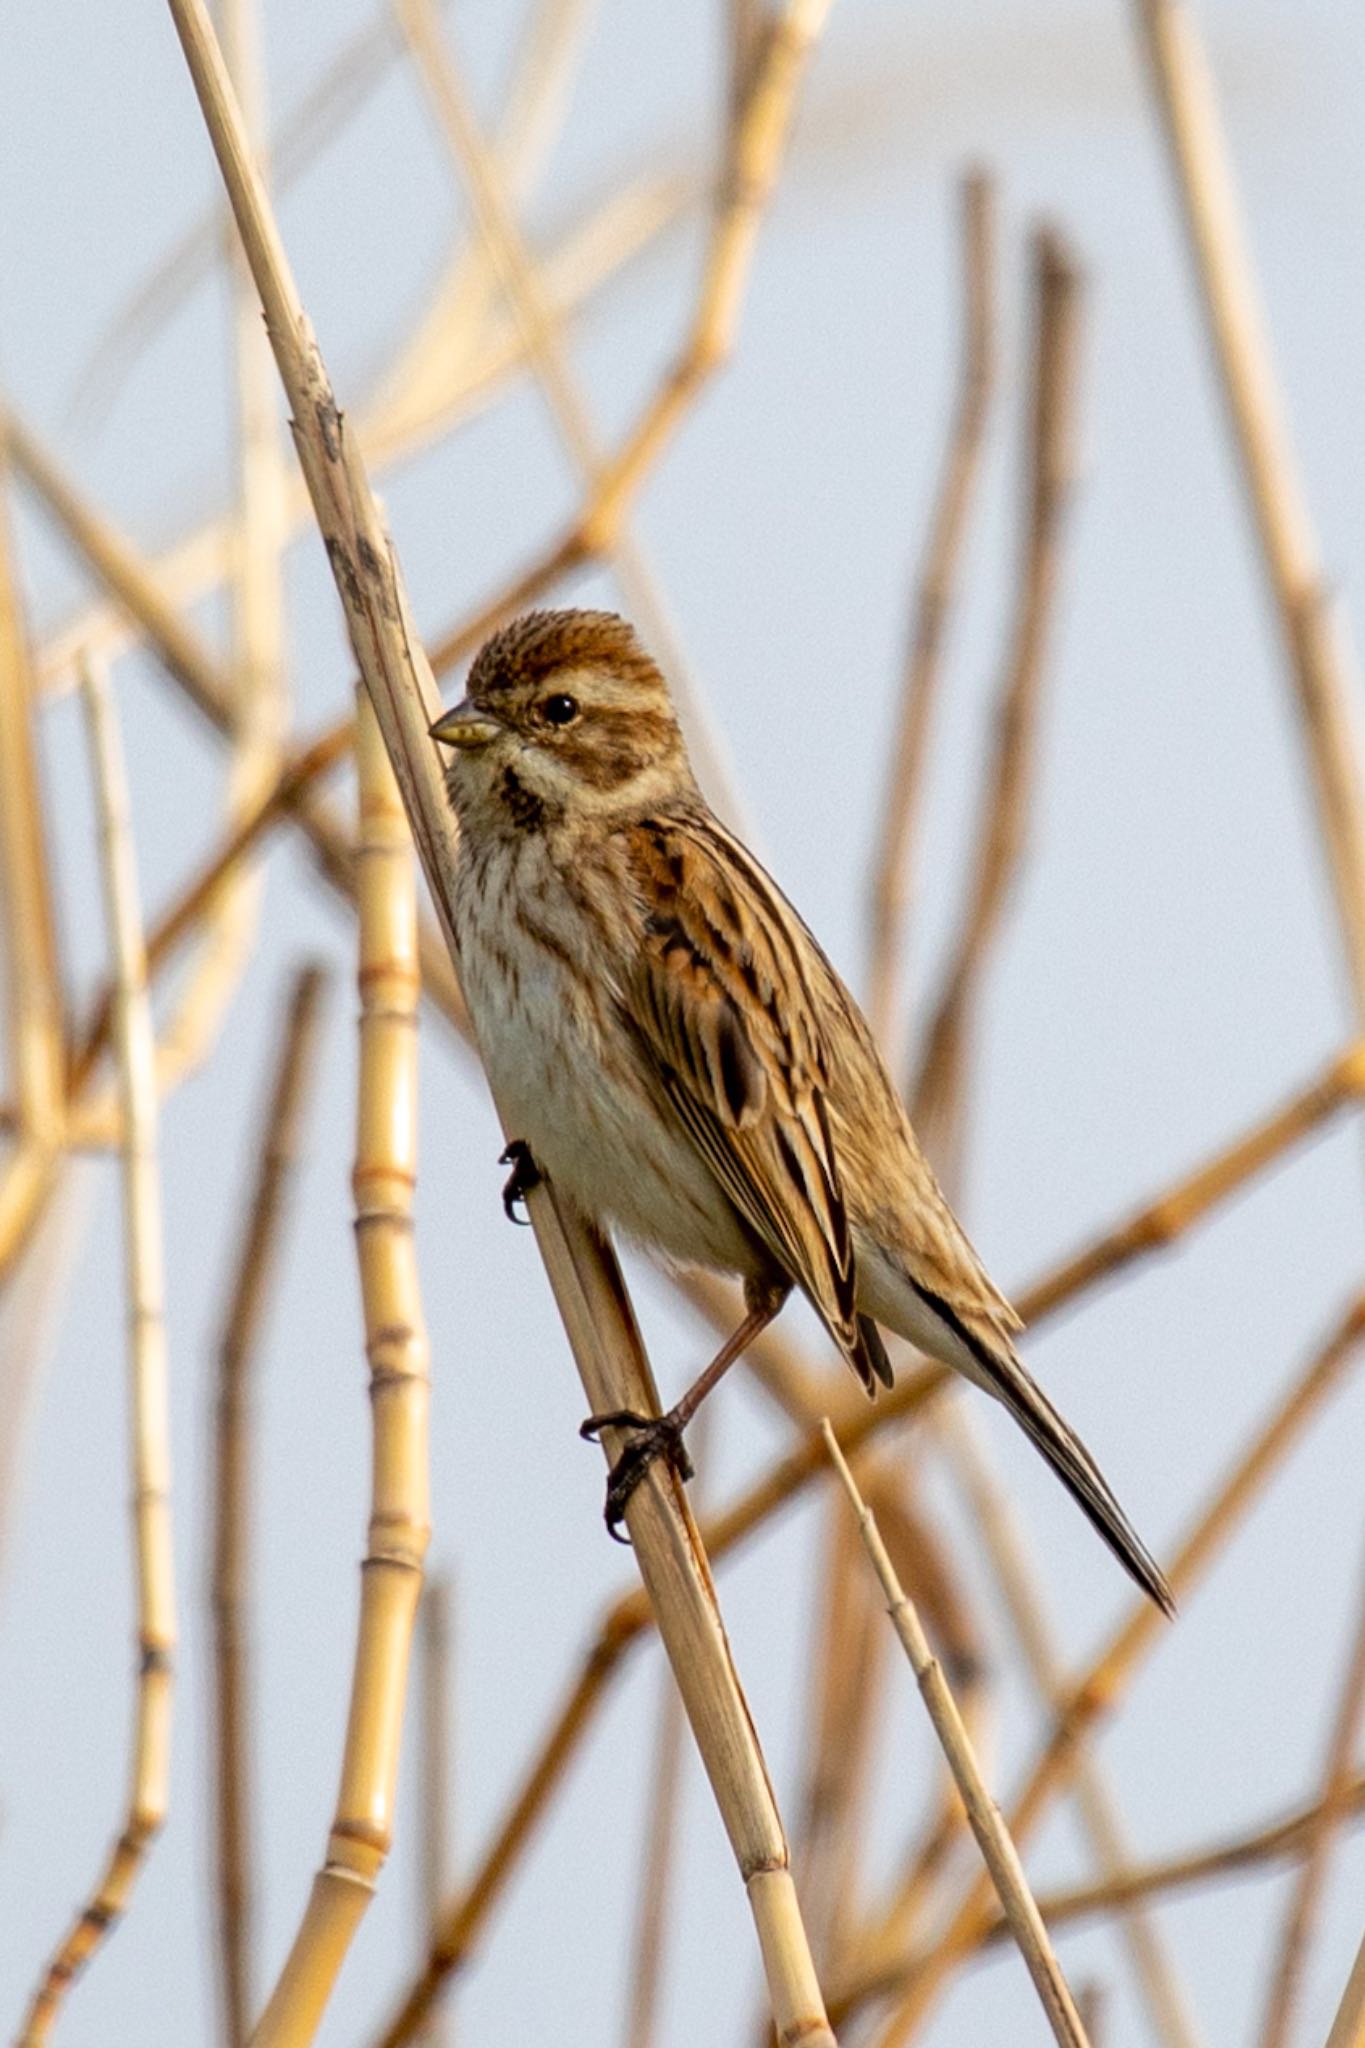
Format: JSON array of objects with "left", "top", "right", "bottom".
[
  {"left": 499, "top": 1140, "right": 541, "bottom": 1224},
  {"left": 581, "top": 1277, "right": 790, "bottom": 1541}
]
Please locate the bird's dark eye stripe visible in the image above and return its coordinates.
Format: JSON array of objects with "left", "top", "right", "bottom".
[{"left": 542, "top": 692, "right": 579, "bottom": 726}]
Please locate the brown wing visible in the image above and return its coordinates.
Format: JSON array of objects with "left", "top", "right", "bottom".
[{"left": 622, "top": 813, "right": 878, "bottom": 1379}]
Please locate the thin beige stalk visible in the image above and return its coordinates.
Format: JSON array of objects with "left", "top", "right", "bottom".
[
  {"left": 392, "top": 0, "right": 748, "bottom": 830},
  {"left": 1013, "top": 1771, "right": 1365, "bottom": 1940},
  {"left": 821, "top": 1423, "right": 1090, "bottom": 2048},
  {"left": 1016, "top": 1040, "right": 1365, "bottom": 1324},
  {"left": 210, "top": 963, "right": 330, "bottom": 2048},
  {"left": 866, "top": 168, "right": 997, "bottom": 1054},
  {"left": 841, "top": 1291, "right": 1365, "bottom": 2042},
  {"left": 418, "top": 1576, "right": 455, "bottom": 2048},
  {"left": 150, "top": 0, "right": 290, "bottom": 1142},
  {"left": 934, "top": 1403, "right": 1204, "bottom": 2048},
  {"left": 621, "top": 1665, "right": 688, "bottom": 2048},
  {"left": 251, "top": 696, "right": 431, "bottom": 2042},
  {"left": 908, "top": 225, "right": 1083, "bottom": 1177},
  {"left": 73, "top": 0, "right": 458, "bottom": 425},
  {"left": 0, "top": 468, "right": 64, "bottom": 1147},
  {"left": 1258, "top": 1552, "right": 1365, "bottom": 2048},
  {"left": 1132, "top": 0, "right": 1365, "bottom": 1009},
  {"left": 162, "top": 6, "right": 837, "bottom": 2044},
  {"left": 19, "top": 655, "right": 175, "bottom": 2043},
  {"left": 1323, "top": 1931, "right": 1365, "bottom": 2048}
]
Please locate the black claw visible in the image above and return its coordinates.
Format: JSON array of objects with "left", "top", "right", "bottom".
[
  {"left": 580, "top": 1409, "right": 695, "bottom": 1541},
  {"left": 499, "top": 1140, "right": 541, "bottom": 1224}
]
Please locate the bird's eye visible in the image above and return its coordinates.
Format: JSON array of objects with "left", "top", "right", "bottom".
[{"left": 541, "top": 692, "right": 579, "bottom": 728}]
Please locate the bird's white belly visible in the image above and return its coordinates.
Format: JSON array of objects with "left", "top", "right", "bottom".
[{"left": 456, "top": 862, "right": 757, "bottom": 1276}]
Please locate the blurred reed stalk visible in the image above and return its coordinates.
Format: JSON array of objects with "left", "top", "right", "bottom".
[
  {"left": 210, "top": 963, "right": 330, "bottom": 2047},
  {"left": 19, "top": 654, "right": 176, "bottom": 2043},
  {"left": 1323, "top": 1930, "right": 1365, "bottom": 2048},
  {"left": 418, "top": 1574, "right": 455, "bottom": 2048},
  {"left": 250, "top": 697, "right": 431, "bottom": 2044},
  {"left": 908, "top": 223, "right": 1082, "bottom": 1180},
  {"left": 1256, "top": 1551, "right": 1365, "bottom": 2048},
  {"left": 866, "top": 166, "right": 997, "bottom": 1057},
  {"left": 822, "top": 1423, "right": 1091, "bottom": 2048},
  {"left": 1133, "top": 0, "right": 1365, "bottom": 1010},
  {"left": 162, "top": 4, "right": 841, "bottom": 2044}
]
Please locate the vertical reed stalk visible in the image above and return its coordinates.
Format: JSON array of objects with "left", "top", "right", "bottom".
[
  {"left": 249, "top": 696, "right": 430, "bottom": 2044},
  {"left": 867, "top": 168, "right": 997, "bottom": 1054},
  {"left": 19, "top": 654, "right": 175, "bottom": 2042},
  {"left": 418, "top": 1575, "right": 455, "bottom": 2048},
  {"left": 211, "top": 963, "right": 329, "bottom": 2046}
]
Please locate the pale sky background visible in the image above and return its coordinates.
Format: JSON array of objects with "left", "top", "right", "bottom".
[{"left": 2, "top": 2, "right": 1364, "bottom": 2044}]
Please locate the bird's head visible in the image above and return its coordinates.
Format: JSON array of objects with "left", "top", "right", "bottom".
[{"left": 431, "top": 609, "right": 693, "bottom": 833}]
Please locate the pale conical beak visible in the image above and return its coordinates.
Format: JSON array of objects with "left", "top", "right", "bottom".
[{"left": 429, "top": 697, "right": 504, "bottom": 750}]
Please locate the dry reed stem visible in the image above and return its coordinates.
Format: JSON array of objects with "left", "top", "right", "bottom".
[
  {"left": 909, "top": 225, "right": 1083, "bottom": 1175},
  {"left": 1132, "top": 0, "right": 1365, "bottom": 1010},
  {"left": 163, "top": 7, "right": 837, "bottom": 2044},
  {"left": 1324, "top": 1931, "right": 1365, "bottom": 2048},
  {"left": 150, "top": 0, "right": 291, "bottom": 1190},
  {"left": 418, "top": 1576, "right": 455, "bottom": 2048},
  {"left": 848, "top": 1291, "right": 1365, "bottom": 2043},
  {"left": 392, "top": 0, "right": 748, "bottom": 831},
  {"left": 933, "top": 1402, "right": 1204, "bottom": 2048},
  {"left": 619, "top": 1402, "right": 711, "bottom": 2048},
  {"left": 866, "top": 168, "right": 997, "bottom": 1054},
  {"left": 72, "top": 1, "right": 455, "bottom": 426},
  {"left": 210, "top": 963, "right": 329, "bottom": 2048},
  {"left": 1258, "top": 1549, "right": 1365, "bottom": 2048},
  {"left": 621, "top": 1664, "right": 688, "bottom": 2048},
  {"left": 794, "top": 1490, "right": 895, "bottom": 1977},
  {"left": 0, "top": 470, "right": 65, "bottom": 1148},
  {"left": 251, "top": 698, "right": 431, "bottom": 2043},
  {"left": 42, "top": 160, "right": 693, "bottom": 696},
  {"left": 18, "top": 654, "right": 175, "bottom": 2043},
  {"left": 1015, "top": 1040, "right": 1365, "bottom": 1324},
  {"left": 821, "top": 1423, "right": 1090, "bottom": 2048},
  {"left": 1005, "top": 1771, "right": 1365, "bottom": 1936}
]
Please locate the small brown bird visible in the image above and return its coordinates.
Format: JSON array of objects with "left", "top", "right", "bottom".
[{"left": 432, "top": 608, "right": 1172, "bottom": 1614}]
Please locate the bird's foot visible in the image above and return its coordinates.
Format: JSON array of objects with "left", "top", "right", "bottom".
[
  {"left": 579, "top": 1408, "right": 695, "bottom": 1542},
  {"left": 499, "top": 1140, "right": 541, "bottom": 1224}
]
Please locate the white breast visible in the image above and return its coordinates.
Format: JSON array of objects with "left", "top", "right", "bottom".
[{"left": 453, "top": 839, "right": 758, "bottom": 1279}]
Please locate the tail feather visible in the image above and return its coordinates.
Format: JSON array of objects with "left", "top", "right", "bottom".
[
  {"left": 891, "top": 1278, "right": 1174, "bottom": 1615},
  {"left": 985, "top": 1348, "right": 1174, "bottom": 1616}
]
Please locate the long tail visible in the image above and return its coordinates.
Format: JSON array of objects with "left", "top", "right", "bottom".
[
  {"left": 987, "top": 1346, "right": 1175, "bottom": 1616},
  {"left": 900, "top": 1285, "right": 1175, "bottom": 1615}
]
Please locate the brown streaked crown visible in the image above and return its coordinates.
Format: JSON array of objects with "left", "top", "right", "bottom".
[{"left": 467, "top": 608, "right": 668, "bottom": 708}]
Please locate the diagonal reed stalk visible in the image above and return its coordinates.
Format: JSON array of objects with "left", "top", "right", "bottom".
[
  {"left": 1256, "top": 1548, "right": 1365, "bottom": 2048},
  {"left": 210, "top": 963, "right": 330, "bottom": 2047},
  {"left": 822, "top": 1423, "right": 1091, "bottom": 2048},
  {"left": 162, "top": 4, "right": 840, "bottom": 2044},
  {"left": 1132, "top": 0, "right": 1365, "bottom": 1014},
  {"left": 19, "top": 654, "right": 176, "bottom": 2043}
]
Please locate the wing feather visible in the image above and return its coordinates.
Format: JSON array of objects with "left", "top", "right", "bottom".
[{"left": 622, "top": 816, "right": 863, "bottom": 1364}]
